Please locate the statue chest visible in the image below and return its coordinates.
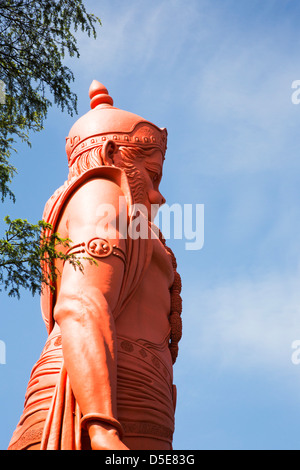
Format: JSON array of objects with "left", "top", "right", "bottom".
[{"left": 116, "top": 238, "right": 174, "bottom": 344}]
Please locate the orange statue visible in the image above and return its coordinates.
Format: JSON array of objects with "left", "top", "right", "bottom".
[{"left": 8, "top": 81, "right": 182, "bottom": 450}]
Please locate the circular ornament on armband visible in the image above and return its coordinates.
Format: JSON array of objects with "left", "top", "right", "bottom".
[{"left": 86, "top": 238, "right": 113, "bottom": 259}]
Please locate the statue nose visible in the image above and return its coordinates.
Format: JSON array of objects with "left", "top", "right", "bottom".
[
  {"left": 148, "top": 189, "right": 166, "bottom": 206},
  {"left": 160, "top": 194, "right": 166, "bottom": 205}
]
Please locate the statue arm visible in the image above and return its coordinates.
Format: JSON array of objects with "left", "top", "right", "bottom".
[{"left": 53, "top": 177, "right": 128, "bottom": 450}]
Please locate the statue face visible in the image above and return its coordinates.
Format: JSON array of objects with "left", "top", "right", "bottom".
[
  {"left": 114, "top": 148, "right": 165, "bottom": 221},
  {"left": 137, "top": 149, "right": 165, "bottom": 218}
]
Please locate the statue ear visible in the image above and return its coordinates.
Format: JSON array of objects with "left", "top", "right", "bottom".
[{"left": 101, "top": 139, "right": 118, "bottom": 166}]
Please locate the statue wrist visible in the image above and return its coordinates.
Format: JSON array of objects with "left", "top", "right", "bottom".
[{"left": 81, "top": 413, "right": 124, "bottom": 439}]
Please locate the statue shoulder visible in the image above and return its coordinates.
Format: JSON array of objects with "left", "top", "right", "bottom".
[
  {"left": 67, "top": 174, "right": 128, "bottom": 228},
  {"left": 43, "top": 166, "right": 131, "bottom": 230},
  {"left": 70, "top": 173, "right": 126, "bottom": 206}
]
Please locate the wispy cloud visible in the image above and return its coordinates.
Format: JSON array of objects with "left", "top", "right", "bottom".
[
  {"left": 190, "top": 21, "right": 300, "bottom": 175},
  {"left": 181, "top": 270, "right": 300, "bottom": 373},
  {"left": 70, "top": 0, "right": 200, "bottom": 78}
]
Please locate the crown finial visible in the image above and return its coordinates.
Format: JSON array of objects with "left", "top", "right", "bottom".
[{"left": 89, "top": 80, "right": 114, "bottom": 109}]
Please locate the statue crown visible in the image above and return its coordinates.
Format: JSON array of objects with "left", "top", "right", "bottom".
[{"left": 66, "top": 80, "right": 167, "bottom": 166}]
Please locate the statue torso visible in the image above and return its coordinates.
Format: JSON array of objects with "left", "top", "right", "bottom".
[{"left": 115, "top": 235, "right": 174, "bottom": 347}]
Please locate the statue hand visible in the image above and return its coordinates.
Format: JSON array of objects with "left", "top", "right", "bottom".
[{"left": 87, "top": 421, "right": 129, "bottom": 450}]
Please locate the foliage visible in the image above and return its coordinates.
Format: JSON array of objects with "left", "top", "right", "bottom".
[
  {"left": 0, "top": 0, "right": 101, "bottom": 201},
  {"left": 0, "top": 0, "right": 101, "bottom": 297},
  {"left": 0, "top": 216, "right": 88, "bottom": 298}
]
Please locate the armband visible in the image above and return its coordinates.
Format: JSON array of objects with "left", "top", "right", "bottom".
[{"left": 65, "top": 238, "right": 127, "bottom": 267}]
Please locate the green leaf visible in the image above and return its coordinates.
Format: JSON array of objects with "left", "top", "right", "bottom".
[{"left": 0, "top": 217, "right": 96, "bottom": 298}]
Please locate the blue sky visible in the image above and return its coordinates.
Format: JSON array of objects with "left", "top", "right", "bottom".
[{"left": 2, "top": 0, "right": 300, "bottom": 450}]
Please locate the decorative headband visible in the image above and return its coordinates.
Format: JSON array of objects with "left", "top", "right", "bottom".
[{"left": 66, "top": 122, "right": 167, "bottom": 167}]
